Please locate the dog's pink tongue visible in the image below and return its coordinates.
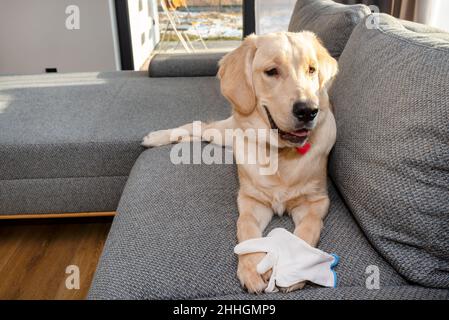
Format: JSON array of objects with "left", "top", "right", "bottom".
[{"left": 290, "top": 129, "right": 309, "bottom": 137}]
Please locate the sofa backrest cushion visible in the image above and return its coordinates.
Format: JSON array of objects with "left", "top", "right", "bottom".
[
  {"left": 329, "top": 13, "right": 449, "bottom": 288},
  {"left": 288, "top": 0, "right": 371, "bottom": 58},
  {"left": 149, "top": 52, "right": 226, "bottom": 77},
  {"left": 400, "top": 19, "right": 449, "bottom": 42}
]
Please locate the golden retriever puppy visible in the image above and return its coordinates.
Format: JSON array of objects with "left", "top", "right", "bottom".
[{"left": 142, "top": 31, "right": 338, "bottom": 293}]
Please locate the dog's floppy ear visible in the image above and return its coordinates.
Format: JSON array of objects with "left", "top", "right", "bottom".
[
  {"left": 306, "top": 32, "right": 338, "bottom": 90},
  {"left": 218, "top": 34, "right": 257, "bottom": 115}
]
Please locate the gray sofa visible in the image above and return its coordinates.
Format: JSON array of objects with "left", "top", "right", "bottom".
[
  {"left": 0, "top": 73, "right": 228, "bottom": 214},
  {"left": 1, "top": 0, "right": 448, "bottom": 299}
]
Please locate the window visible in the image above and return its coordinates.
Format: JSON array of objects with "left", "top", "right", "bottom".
[
  {"left": 117, "top": 0, "right": 245, "bottom": 70},
  {"left": 157, "top": 0, "right": 243, "bottom": 53},
  {"left": 255, "top": 0, "right": 296, "bottom": 34}
]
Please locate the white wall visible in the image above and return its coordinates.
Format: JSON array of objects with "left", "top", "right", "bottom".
[{"left": 0, "top": 0, "right": 120, "bottom": 75}]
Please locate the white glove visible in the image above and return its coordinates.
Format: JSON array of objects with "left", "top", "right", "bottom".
[{"left": 234, "top": 228, "right": 339, "bottom": 293}]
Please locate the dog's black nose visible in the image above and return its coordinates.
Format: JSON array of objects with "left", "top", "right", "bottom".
[{"left": 293, "top": 102, "right": 318, "bottom": 122}]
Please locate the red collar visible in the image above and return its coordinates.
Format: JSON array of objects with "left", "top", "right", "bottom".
[{"left": 296, "top": 142, "right": 311, "bottom": 155}]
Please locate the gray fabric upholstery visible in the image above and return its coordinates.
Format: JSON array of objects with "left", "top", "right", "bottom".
[
  {"left": 149, "top": 52, "right": 226, "bottom": 78},
  {"left": 0, "top": 72, "right": 230, "bottom": 214},
  {"left": 0, "top": 176, "right": 127, "bottom": 214},
  {"left": 88, "top": 143, "right": 420, "bottom": 300},
  {"left": 207, "top": 286, "right": 448, "bottom": 300},
  {"left": 288, "top": 0, "right": 371, "bottom": 58},
  {"left": 400, "top": 20, "right": 449, "bottom": 41},
  {"left": 329, "top": 14, "right": 449, "bottom": 288}
]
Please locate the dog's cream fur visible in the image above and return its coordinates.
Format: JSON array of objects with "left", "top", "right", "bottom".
[{"left": 142, "top": 32, "right": 338, "bottom": 293}]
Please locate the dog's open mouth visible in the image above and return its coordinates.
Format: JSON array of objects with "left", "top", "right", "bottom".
[{"left": 264, "top": 106, "right": 310, "bottom": 144}]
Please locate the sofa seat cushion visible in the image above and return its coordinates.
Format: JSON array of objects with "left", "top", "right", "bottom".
[
  {"left": 0, "top": 176, "right": 129, "bottom": 215},
  {"left": 0, "top": 72, "right": 230, "bottom": 214},
  {"left": 288, "top": 0, "right": 371, "bottom": 58},
  {"left": 329, "top": 14, "right": 449, "bottom": 288},
  {"left": 85, "top": 143, "right": 432, "bottom": 300}
]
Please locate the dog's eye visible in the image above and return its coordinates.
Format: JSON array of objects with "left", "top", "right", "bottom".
[
  {"left": 308, "top": 66, "right": 317, "bottom": 75},
  {"left": 265, "top": 68, "right": 279, "bottom": 77}
]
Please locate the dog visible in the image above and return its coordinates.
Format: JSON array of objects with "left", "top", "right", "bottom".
[{"left": 142, "top": 31, "right": 338, "bottom": 293}]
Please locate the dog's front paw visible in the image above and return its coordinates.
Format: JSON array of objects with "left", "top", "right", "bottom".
[
  {"left": 142, "top": 130, "right": 172, "bottom": 147},
  {"left": 237, "top": 253, "right": 271, "bottom": 294},
  {"left": 278, "top": 281, "right": 306, "bottom": 293}
]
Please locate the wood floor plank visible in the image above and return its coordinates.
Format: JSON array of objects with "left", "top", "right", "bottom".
[{"left": 0, "top": 218, "right": 112, "bottom": 300}]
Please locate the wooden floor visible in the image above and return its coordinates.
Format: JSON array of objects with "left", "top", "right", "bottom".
[{"left": 0, "top": 217, "right": 112, "bottom": 300}]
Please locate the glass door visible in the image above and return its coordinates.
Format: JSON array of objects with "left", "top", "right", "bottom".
[
  {"left": 156, "top": 0, "right": 243, "bottom": 54},
  {"left": 255, "top": 0, "right": 296, "bottom": 34}
]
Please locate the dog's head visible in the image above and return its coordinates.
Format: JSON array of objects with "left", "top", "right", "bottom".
[{"left": 218, "top": 32, "right": 337, "bottom": 147}]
